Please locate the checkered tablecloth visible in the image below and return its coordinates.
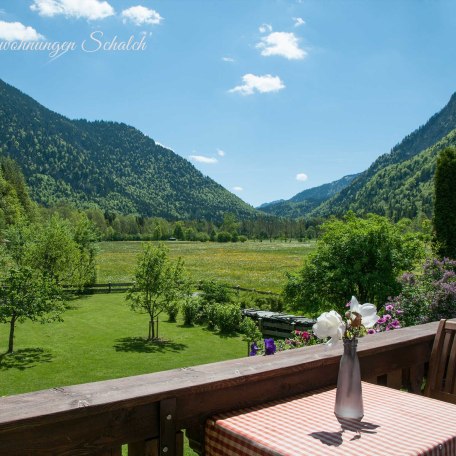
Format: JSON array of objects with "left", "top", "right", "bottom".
[{"left": 205, "top": 381, "right": 456, "bottom": 455}]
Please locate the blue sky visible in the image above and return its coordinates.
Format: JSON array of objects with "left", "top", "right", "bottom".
[{"left": 0, "top": 0, "right": 456, "bottom": 207}]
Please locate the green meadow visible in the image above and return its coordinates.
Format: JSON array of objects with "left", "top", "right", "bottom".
[{"left": 97, "top": 240, "right": 315, "bottom": 293}]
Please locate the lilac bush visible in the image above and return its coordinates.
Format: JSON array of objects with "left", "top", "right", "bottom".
[{"left": 388, "top": 258, "right": 456, "bottom": 326}]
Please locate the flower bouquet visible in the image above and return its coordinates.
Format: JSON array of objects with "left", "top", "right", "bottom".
[{"left": 313, "top": 296, "right": 379, "bottom": 423}]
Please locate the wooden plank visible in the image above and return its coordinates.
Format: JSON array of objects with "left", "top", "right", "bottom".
[
  {"left": 128, "top": 439, "right": 158, "bottom": 456},
  {"left": 176, "top": 431, "right": 183, "bottom": 456},
  {"left": 0, "top": 404, "right": 159, "bottom": 455},
  {"left": 409, "top": 364, "right": 425, "bottom": 394},
  {"left": 160, "top": 398, "right": 176, "bottom": 456},
  {"left": 444, "top": 333, "right": 456, "bottom": 393},
  {"left": 386, "top": 369, "right": 403, "bottom": 390},
  {"left": 425, "top": 319, "right": 446, "bottom": 396},
  {"left": 99, "top": 447, "right": 122, "bottom": 456}
]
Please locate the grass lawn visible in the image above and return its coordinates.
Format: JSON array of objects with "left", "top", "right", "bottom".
[
  {"left": 0, "top": 293, "right": 248, "bottom": 454},
  {"left": 0, "top": 293, "right": 246, "bottom": 396},
  {"left": 97, "top": 240, "right": 315, "bottom": 293}
]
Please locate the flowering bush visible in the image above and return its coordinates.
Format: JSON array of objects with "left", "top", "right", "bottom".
[
  {"left": 249, "top": 338, "right": 277, "bottom": 356},
  {"left": 370, "top": 302, "right": 403, "bottom": 333},
  {"left": 388, "top": 258, "right": 456, "bottom": 325},
  {"left": 284, "top": 330, "right": 319, "bottom": 348}
]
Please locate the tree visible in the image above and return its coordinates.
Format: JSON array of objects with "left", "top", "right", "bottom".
[
  {"left": 434, "top": 147, "right": 456, "bottom": 259},
  {"left": 126, "top": 243, "right": 186, "bottom": 340},
  {"left": 26, "top": 216, "right": 85, "bottom": 285},
  {"left": 173, "top": 222, "right": 185, "bottom": 240},
  {"left": 0, "top": 266, "right": 65, "bottom": 353},
  {"left": 284, "top": 213, "right": 424, "bottom": 315}
]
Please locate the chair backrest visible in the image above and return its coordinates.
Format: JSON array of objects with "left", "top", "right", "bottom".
[{"left": 425, "top": 319, "right": 456, "bottom": 404}]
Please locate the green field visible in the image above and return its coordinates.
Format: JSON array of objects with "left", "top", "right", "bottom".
[{"left": 97, "top": 240, "right": 315, "bottom": 293}]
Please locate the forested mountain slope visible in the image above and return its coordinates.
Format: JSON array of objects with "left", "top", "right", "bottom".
[{"left": 0, "top": 79, "right": 256, "bottom": 221}]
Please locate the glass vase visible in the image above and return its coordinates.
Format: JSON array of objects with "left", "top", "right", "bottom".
[{"left": 334, "top": 338, "right": 364, "bottom": 423}]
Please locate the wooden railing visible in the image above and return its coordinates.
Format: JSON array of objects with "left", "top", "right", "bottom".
[{"left": 0, "top": 321, "right": 439, "bottom": 455}]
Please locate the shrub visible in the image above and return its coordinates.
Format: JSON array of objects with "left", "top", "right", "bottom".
[
  {"left": 238, "top": 235, "right": 248, "bottom": 243},
  {"left": 165, "top": 301, "right": 179, "bottom": 322},
  {"left": 181, "top": 298, "right": 199, "bottom": 326},
  {"left": 196, "top": 232, "right": 210, "bottom": 242},
  {"left": 213, "top": 303, "right": 242, "bottom": 334},
  {"left": 199, "top": 280, "right": 232, "bottom": 305},
  {"left": 216, "top": 231, "right": 232, "bottom": 243},
  {"left": 389, "top": 258, "right": 456, "bottom": 325},
  {"left": 240, "top": 316, "right": 262, "bottom": 343}
]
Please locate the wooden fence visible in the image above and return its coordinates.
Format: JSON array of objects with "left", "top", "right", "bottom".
[{"left": 63, "top": 282, "right": 281, "bottom": 297}]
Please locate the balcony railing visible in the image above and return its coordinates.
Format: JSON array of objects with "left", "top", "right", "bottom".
[{"left": 0, "top": 320, "right": 439, "bottom": 455}]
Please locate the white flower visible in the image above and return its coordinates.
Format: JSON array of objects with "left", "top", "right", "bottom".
[
  {"left": 349, "top": 296, "right": 379, "bottom": 328},
  {"left": 312, "top": 310, "right": 345, "bottom": 346}
]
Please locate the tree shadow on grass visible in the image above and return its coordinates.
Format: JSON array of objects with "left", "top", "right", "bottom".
[
  {"left": 114, "top": 337, "right": 187, "bottom": 354},
  {"left": 0, "top": 348, "right": 53, "bottom": 371},
  {"left": 201, "top": 326, "right": 239, "bottom": 339}
]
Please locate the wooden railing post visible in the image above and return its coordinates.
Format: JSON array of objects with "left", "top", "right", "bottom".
[{"left": 160, "top": 398, "right": 177, "bottom": 455}]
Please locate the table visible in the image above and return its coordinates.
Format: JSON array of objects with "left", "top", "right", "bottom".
[{"left": 205, "top": 382, "right": 456, "bottom": 455}]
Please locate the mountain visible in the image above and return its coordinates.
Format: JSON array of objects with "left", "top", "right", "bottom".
[
  {"left": 258, "top": 174, "right": 359, "bottom": 218},
  {"left": 312, "top": 92, "right": 456, "bottom": 220},
  {"left": 0, "top": 79, "right": 256, "bottom": 221},
  {"left": 261, "top": 91, "right": 456, "bottom": 221}
]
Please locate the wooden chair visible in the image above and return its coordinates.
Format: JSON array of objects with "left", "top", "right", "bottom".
[{"left": 425, "top": 319, "right": 456, "bottom": 404}]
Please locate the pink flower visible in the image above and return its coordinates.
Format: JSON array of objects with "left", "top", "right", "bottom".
[{"left": 385, "top": 304, "right": 394, "bottom": 312}]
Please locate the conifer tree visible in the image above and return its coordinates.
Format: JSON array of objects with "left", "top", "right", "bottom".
[{"left": 434, "top": 147, "right": 456, "bottom": 259}]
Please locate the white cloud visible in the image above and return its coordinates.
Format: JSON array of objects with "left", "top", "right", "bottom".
[
  {"left": 229, "top": 74, "right": 285, "bottom": 96},
  {"left": 30, "top": 0, "right": 114, "bottom": 20},
  {"left": 0, "top": 21, "right": 44, "bottom": 41},
  {"left": 122, "top": 6, "right": 163, "bottom": 26},
  {"left": 217, "top": 149, "right": 225, "bottom": 157},
  {"left": 222, "top": 56, "right": 235, "bottom": 62},
  {"left": 296, "top": 173, "right": 308, "bottom": 182},
  {"left": 259, "top": 23, "right": 272, "bottom": 33},
  {"left": 189, "top": 155, "right": 218, "bottom": 164},
  {"left": 257, "top": 32, "right": 306, "bottom": 60},
  {"left": 293, "top": 17, "right": 305, "bottom": 27},
  {"left": 233, "top": 186, "right": 243, "bottom": 192}
]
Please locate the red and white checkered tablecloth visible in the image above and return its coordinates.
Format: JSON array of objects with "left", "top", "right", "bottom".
[{"left": 205, "top": 382, "right": 456, "bottom": 456}]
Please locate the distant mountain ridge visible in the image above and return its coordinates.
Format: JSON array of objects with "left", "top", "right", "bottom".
[
  {"left": 0, "top": 79, "right": 257, "bottom": 221},
  {"left": 260, "top": 91, "right": 456, "bottom": 220},
  {"left": 258, "top": 174, "right": 359, "bottom": 217}
]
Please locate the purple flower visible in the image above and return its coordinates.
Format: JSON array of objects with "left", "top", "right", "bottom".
[
  {"left": 249, "top": 342, "right": 259, "bottom": 356},
  {"left": 385, "top": 304, "right": 394, "bottom": 312},
  {"left": 396, "top": 309, "right": 404, "bottom": 315},
  {"left": 392, "top": 320, "right": 401, "bottom": 329},
  {"left": 264, "top": 338, "right": 277, "bottom": 355},
  {"left": 384, "top": 314, "right": 392, "bottom": 321},
  {"left": 367, "top": 329, "right": 376, "bottom": 335},
  {"left": 377, "top": 317, "right": 386, "bottom": 324}
]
